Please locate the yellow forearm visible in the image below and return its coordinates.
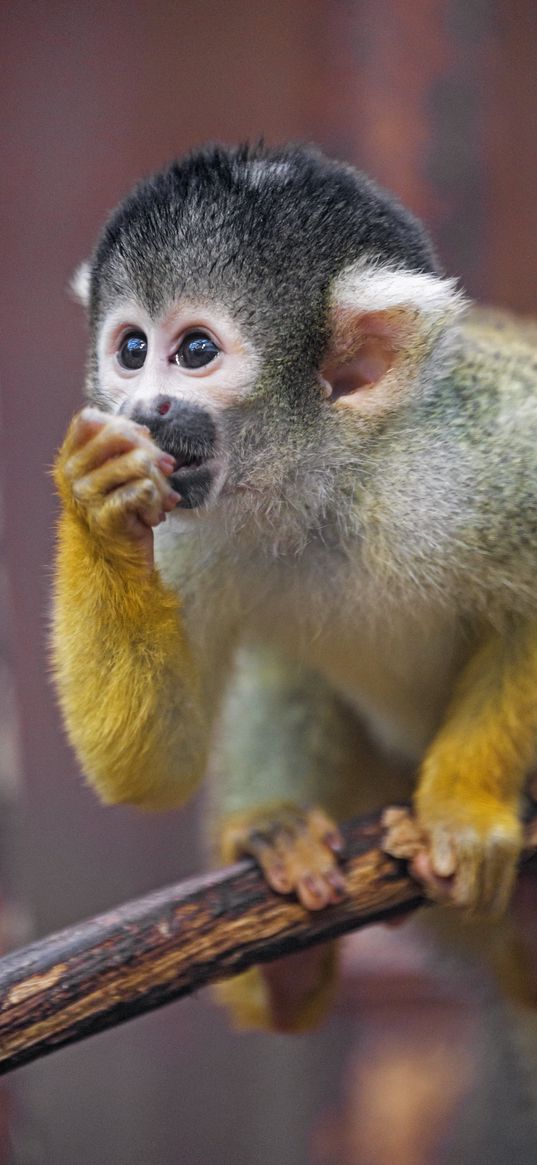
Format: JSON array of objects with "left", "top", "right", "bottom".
[
  {"left": 418, "top": 623, "right": 537, "bottom": 815},
  {"left": 52, "top": 508, "right": 205, "bottom": 809}
]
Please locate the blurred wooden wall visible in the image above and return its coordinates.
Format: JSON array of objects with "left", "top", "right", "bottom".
[{"left": 2, "top": 2, "right": 536, "bottom": 1163}]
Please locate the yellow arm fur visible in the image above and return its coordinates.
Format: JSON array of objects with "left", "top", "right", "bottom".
[
  {"left": 51, "top": 414, "right": 206, "bottom": 810},
  {"left": 415, "top": 622, "right": 537, "bottom": 910}
]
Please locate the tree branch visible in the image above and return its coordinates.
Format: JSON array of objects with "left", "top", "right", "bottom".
[{"left": 0, "top": 805, "right": 535, "bottom": 1075}]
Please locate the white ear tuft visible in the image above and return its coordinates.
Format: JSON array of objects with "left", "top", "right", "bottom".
[
  {"left": 332, "top": 261, "right": 467, "bottom": 328},
  {"left": 323, "top": 261, "right": 468, "bottom": 410},
  {"left": 69, "top": 261, "right": 92, "bottom": 307}
]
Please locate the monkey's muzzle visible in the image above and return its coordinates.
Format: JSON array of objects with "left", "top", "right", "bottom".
[{"left": 129, "top": 396, "right": 218, "bottom": 509}]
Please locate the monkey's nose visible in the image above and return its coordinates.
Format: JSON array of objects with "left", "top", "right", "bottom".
[
  {"left": 121, "top": 397, "right": 173, "bottom": 418},
  {"left": 125, "top": 393, "right": 210, "bottom": 429}
]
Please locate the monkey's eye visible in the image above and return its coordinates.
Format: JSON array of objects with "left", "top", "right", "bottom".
[
  {"left": 117, "top": 332, "right": 148, "bottom": 370},
  {"left": 175, "top": 331, "right": 220, "bottom": 369}
]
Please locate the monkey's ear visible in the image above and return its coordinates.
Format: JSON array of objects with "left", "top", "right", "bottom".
[
  {"left": 322, "top": 265, "right": 466, "bottom": 409},
  {"left": 69, "top": 261, "right": 91, "bottom": 308}
]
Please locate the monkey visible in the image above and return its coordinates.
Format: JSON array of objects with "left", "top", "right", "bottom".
[{"left": 52, "top": 142, "right": 537, "bottom": 1033}]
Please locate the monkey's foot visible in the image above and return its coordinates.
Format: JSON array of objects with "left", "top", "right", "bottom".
[
  {"left": 219, "top": 804, "right": 346, "bottom": 910},
  {"left": 214, "top": 942, "right": 338, "bottom": 1032},
  {"left": 383, "top": 802, "right": 521, "bottom": 914}
]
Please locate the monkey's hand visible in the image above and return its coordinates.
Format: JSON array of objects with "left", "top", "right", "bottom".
[
  {"left": 220, "top": 804, "right": 347, "bottom": 910},
  {"left": 412, "top": 792, "right": 521, "bottom": 915},
  {"left": 53, "top": 407, "right": 179, "bottom": 571},
  {"left": 383, "top": 801, "right": 521, "bottom": 914}
]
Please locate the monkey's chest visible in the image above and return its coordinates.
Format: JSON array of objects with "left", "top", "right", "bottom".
[{"left": 274, "top": 605, "right": 468, "bottom": 763}]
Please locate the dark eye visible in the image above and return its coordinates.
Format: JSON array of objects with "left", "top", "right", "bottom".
[
  {"left": 118, "top": 331, "right": 147, "bottom": 370},
  {"left": 175, "top": 331, "right": 220, "bottom": 369}
]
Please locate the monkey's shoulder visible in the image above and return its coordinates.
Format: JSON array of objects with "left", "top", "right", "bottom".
[
  {"left": 456, "top": 306, "right": 537, "bottom": 404},
  {"left": 462, "top": 305, "right": 537, "bottom": 353},
  {"left": 431, "top": 306, "right": 537, "bottom": 452}
]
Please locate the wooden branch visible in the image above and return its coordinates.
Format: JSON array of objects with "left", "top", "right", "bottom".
[{"left": 0, "top": 805, "right": 536, "bottom": 1076}]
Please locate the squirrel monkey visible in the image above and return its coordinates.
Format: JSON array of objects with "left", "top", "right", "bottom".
[{"left": 52, "top": 144, "right": 537, "bottom": 1032}]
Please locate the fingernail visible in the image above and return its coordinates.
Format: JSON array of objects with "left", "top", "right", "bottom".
[
  {"left": 158, "top": 455, "right": 176, "bottom": 473},
  {"left": 303, "top": 875, "right": 324, "bottom": 899},
  {"left": 327, "top": 871, "right": 347, "bottom": 899}
]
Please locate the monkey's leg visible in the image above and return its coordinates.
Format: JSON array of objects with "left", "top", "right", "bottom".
[
  {"left": 415, "top": 621, "right": 537, "bottom": 914},
  {"left": 210, "top": 646, "right": 409, "bottom": 1032},
  {"left": 52, "top": 409, "right": 220, "bottom": 810}
]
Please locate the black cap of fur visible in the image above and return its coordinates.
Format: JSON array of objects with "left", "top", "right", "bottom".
[{"left": 89, "top": 142, "right": 440, "bottom": 366}]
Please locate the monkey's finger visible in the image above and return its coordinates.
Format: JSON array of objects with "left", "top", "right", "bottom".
[
  {"left": 92, "top": 479, "right": 170, "bottom": 537},
  {"left": 259, "top": 857, "right": 293, "bottom": 895},
  {"left": 284, "top": 837, "right": 347, "bottom": 910},
  {"left": 56, "top": 408, "right": 109, "bottom": 461},
  {"left": 235, "top": 831, "right": 293, "bottom": 894},
  {"left": 66, "top": 417, "right": 163, "bottom": 481},
  {"left": 162, "top": 490, "right": 181, "bottom": 511},
  {"left": 58, "top": 407, "right": 136, "bottom": 463},
  {"left": 428, "top": 829, "right": 457, "bottom": 879},
  {"left": 382, "top": 806, "right": 426, "bottom": 860},
  {"left": 123, "top": 479, "right": 177, "bottom": 529},
  {"left": 296, "top": 874, "right": 334, "bottom": 911},
  {"left": 76, "top": 449, "right": 177, "bottom": 510},
  {"left": 294, "top": 868, "right": 347, "bottom": 911},
  {"left": 244, "top": 839, "right": 294, "bottom": 895},
  {"left": 308, "top": 807, "right": 345, "bottom": 855},
  {"left": 410, "top": 851, "right": 454, "bottom": 901}
]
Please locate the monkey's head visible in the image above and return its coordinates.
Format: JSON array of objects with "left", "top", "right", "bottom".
[{"left": 74, "top": 143, "right": 465, "bottom": 543}]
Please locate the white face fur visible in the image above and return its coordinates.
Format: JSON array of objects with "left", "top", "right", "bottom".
[{"left": 96, "top": 299, "right": 261, "bottom": 418}]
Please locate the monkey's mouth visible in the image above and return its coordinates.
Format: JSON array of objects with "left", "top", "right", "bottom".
[
  {"left": 169, "top": 447, "right": 205, "bottom": 471},
  {"left": 163, "top": 447, "right": 227, "bottom": 511},
  {"left": 167, "top": 458, "right": 214, "bottom": 510}
]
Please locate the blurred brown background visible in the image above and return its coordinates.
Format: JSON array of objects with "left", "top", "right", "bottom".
[{"left": 2, "top": 2, "right": 537, "bottom": 1163}]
